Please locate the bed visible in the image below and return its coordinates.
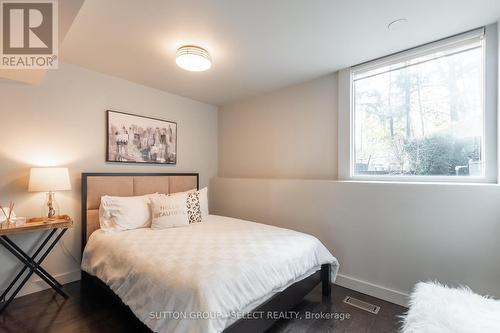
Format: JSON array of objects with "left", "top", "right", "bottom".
[{"left": 80, "top": 173, "right": 339, "bottom": 333}]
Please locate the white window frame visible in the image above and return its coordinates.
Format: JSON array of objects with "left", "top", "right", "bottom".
[{"left": 338, "top": 25, "right": 498, "bottom": 183}]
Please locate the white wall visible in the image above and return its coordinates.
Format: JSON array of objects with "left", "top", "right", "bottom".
[
  {"left": 0, "top": 63, "right": 218, "bottom": 296},
  {"left": 219, "top": 74, "right": 338, "bottom": 179},
  {"left": 211, "top": 178, "right": 500, "bottom": 306},
  {"left": 216, "top": 48, "right": 500, "bottom": 305}
]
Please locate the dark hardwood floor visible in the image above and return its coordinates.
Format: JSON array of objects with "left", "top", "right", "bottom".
[{"left": 0, "top": 281, "right": 406, "bottom": 333}]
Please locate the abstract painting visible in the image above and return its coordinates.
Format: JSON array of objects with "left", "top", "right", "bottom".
[{"left": 106, "top": 110, "right": 177, "bottom": 164}]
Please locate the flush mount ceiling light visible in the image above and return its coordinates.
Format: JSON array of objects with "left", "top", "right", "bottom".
[
  {"left": 176, "top": 45, "right": 212, "bottom": 72},
  {"left": 387, "top": 18, "right": 408, "bottom": 30}
]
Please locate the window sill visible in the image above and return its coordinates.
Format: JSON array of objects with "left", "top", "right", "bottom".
[{"left": 339, "top": 177, "right": 498, "bottom": 186}]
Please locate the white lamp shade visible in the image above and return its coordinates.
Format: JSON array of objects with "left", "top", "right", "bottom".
[{"left": 29, "top": 168, "right": 72, "bottom": 192}]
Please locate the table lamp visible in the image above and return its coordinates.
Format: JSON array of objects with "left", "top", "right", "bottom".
[{"left": 28, "top": 167, "right": 71, "bottom": 219}]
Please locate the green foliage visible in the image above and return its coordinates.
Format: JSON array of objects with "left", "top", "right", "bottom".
[{"left": 404, "top": 135, "right": 480, "bottom": 175}]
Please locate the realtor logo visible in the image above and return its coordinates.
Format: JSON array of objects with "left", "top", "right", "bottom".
[{"left": 1, "top": 0, "right": 58, "bottom": 69}]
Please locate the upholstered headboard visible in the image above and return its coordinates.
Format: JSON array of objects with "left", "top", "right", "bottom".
[{"left": 81, "top": 173, "right": 199, "bottom": 254}]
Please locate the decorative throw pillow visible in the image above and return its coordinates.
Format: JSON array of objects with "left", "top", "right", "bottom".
[
  {"left": 99, "top": 193, "right": 157, "bottom": 233},
  {"left": 150, "top": 193, "right": 189, "bottom": 229},
  {"left": 186, "top": 191, "right": 202, "bottom": 223}
]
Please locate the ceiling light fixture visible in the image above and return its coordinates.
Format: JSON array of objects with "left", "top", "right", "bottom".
[
  {"left": 387, "top": 18, "right": 408, "bottom": 30},
  {"left": 176, "top": 45, "right": 212, "bottom": 72}
]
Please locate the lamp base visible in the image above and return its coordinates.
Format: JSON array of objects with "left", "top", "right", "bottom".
[{"left": 41, "top": 192, "right": 60, "bottom": 219}]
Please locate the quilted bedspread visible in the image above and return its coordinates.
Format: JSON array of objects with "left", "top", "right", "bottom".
[{"left": 81, "top": 215, "right": 339, "bottom": 333}]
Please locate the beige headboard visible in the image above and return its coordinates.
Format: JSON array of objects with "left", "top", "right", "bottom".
[{"left": 81, "top": 173, "right": 199, "bottom": 254}]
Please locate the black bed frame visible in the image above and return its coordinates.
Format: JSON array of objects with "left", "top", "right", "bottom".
[{"left": 81, "top": 172, "right": 331, "bottom": 333}]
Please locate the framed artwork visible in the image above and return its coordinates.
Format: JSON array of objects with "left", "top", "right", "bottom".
[{"left": 106, "top": 110, "right": 177, "bottom": 164}]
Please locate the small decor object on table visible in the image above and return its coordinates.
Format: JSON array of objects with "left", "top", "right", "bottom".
[
  {"left": 106, "top": 110, "right": 177, "bottom": 164},
  {"left": 11, "top": 216, "right": 26, "bottom": 226},
  {"left": 28, "top": 167, "right": 72, "bottom": 219},
  {"left": 0, "top": 202, "right": 26, "bottom": 227},
  {"left": 0, "top": 201, "right": 15, "bottom": 225},
  {"left": 0, "top": 215, "right": 73, "bottom": 314}
]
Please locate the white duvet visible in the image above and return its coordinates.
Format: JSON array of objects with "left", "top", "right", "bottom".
[{"left": 81, "top": 215, "right": 339, "bottom": 333}]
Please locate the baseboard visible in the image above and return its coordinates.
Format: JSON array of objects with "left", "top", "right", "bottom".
[
  {"left": 335, "top": 273, "right": 409, "bottom": 307},
  {"left": 15, "top": 270, "right": 81, "bottom": 298}
]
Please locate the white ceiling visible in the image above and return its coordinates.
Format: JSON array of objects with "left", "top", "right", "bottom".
[{"left": 61, "top": 0, "right": 500, "bottom": 106}]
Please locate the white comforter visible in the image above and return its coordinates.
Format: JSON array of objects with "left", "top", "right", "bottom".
[{"left": 81, "top": 215, "right": 339, "bottom": 333}]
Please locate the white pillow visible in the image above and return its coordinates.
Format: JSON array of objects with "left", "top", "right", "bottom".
[
  {"left": 99, "top": 193, "right": 156, "bottom": 233},
  {"left": 150, "top": 193, "right": 189, "bottom": 229},
  {"left": 198, "top": 187, "right": 209, "bottom": 217}
]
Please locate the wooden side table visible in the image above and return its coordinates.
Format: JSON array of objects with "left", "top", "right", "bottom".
[{"left": 0, "top": 215, "right": 73, "bottom": 314}]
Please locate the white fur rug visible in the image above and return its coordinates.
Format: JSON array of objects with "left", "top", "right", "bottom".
[{"left": 401, "top": 282, "right": 500, "bottom": 333}]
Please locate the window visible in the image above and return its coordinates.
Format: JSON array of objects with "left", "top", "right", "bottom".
[{"left": 350, "top": 29, "right": 489, "bottom": 181}]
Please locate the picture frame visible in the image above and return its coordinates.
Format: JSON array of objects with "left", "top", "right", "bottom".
[{"left": 106, "top": 110, "right": 177, "bottom": 164}]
